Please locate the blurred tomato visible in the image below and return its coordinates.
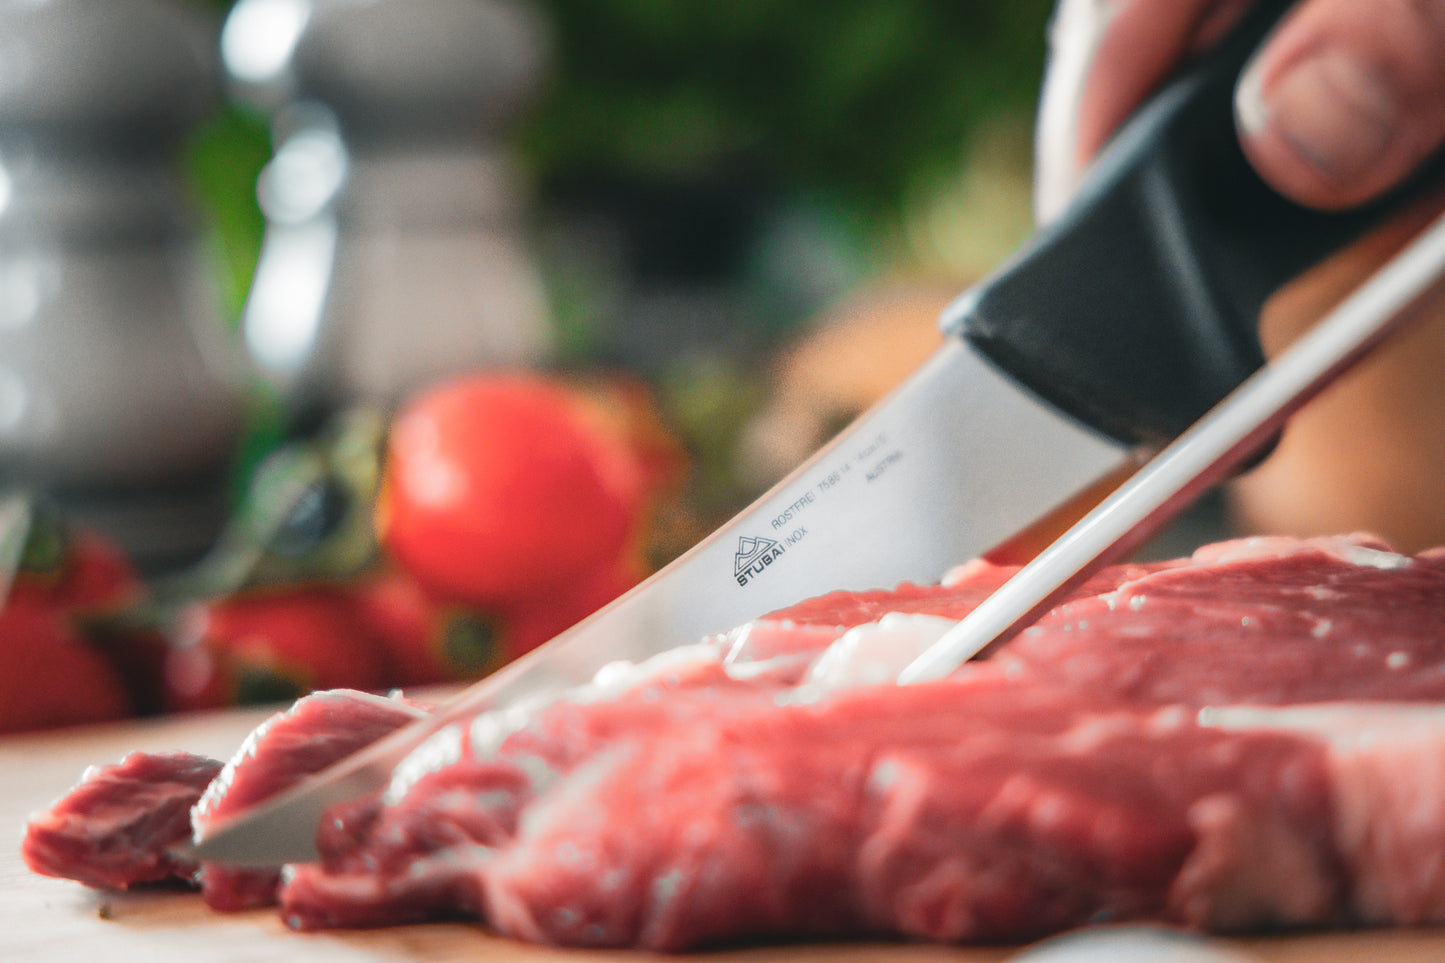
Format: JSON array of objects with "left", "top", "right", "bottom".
[
  {"left": 500, "top": 557, "right": 643, "bottom": 661},
  {"left": 353, "top": 569, "right": 511, "bottom": 688},
  {"left": 0, "top": 593, "right": 131, "bottom": 734},
  {"left": 376, "top": 374, "right": 639, "bottom": 608},
  {"left": 0, "top": 510, "right": 149, "bottom": 732},
  {"left": 569, "top": 373, "right": 689, "bottom": 523},
  {"left": 163, "top": 586, "right": 396, "bottom": 712},
  {"left": 9, "top": 519, "right": 142, "bottom": 614}
]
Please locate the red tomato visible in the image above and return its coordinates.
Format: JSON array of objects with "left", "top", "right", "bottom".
[
  {"left": 9, "top": 525, "right": 141, "bottom": 613},
  {"left": 569, "top": 373, "right": 689, "bottom": 523},
  {"left": 0, "top": 593, "right": 131, "bottom": 734},
  {"left": 499, "top": 556, "right": 643, "bottom": 662},
  {"left": 376, "top": 374, "right": 637, "bottom": 608},
  {"left": 163, "top": 586, "right": 396, "bottom": 712},
  {"left": 352, "top": 569, "right": 512, "bottom": 688}
]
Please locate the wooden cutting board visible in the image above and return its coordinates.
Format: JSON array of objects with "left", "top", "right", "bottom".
[{"left": 4, "top": 704, "right": 1445, "bottom": 962}]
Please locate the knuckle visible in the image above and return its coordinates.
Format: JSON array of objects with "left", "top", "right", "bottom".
[
  {"left": 1403, "top": 0, "right": 1445, "bottom": 39},
  {"left": 1300, "top": 0, "right": 1445, "bottom": 102},
  {"left": 1380, "top": 0, "right": 1445, "bottom": 80}
]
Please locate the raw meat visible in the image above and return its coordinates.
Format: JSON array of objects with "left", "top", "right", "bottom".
[
  {"left": 993, "top": 535, "right": 1445, "bottom": 706},
  {"left": 193, "top": 688, "right": 430, "bottom": 832},
  {"left": 22, "top": 751, "right": 222, "bottom": 891},
  {"left": 23, "top": 534, "right": 1445, "bottom": 953},
  {"left": 278, "top": 534, "right": 1445, "bottom": 948},
  {"left": 193, "top": 688, "right": 429, "bottom": 912},
  {"left": 20, "top": 688, "right": 429, "bottom": 910}
]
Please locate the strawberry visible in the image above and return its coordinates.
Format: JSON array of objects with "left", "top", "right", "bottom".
[
  {"left": 6, "top": 506, "right": 142, "bottom": 614},
  {"left": 354, "top": 555, "right": 644, "bottom": 691},
  {"left": 0, "top": 501, "right": 148, "bottom": 731}
]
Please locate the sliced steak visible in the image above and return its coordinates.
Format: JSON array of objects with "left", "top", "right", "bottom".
[
  {"left": 279, "top": 535, "right": 1445, "bottom": 948},
  {"left": 26, "top": 534, "right": 1445, "bottom": 953},
  {"left": 21, "top": 688, "right": 430, "bottom": 911},
  {"left": 194, "top": 688, "right": 430, "bottom": 911},
  {"left": 22, "top": 751, "right": 222, "bottom": 891}
]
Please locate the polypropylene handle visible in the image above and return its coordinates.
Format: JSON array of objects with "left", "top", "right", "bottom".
[{"left": 944, "top": 0, "right": 1444, "bottom": 447}]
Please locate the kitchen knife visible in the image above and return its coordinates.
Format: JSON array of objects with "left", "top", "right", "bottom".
[
  {"left": 901, "top": 204, "right": 1445, "bottom": 684},
  {"left": 184, "top": 0, "right": 1443, "bottom": 867}
]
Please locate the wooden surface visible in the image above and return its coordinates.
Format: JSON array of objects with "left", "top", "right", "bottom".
[{"left": 5, "top": 705, "right": 1445, "bottom": 962}]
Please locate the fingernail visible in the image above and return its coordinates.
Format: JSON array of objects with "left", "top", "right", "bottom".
[{"left": 1239, "top": 49, "right": 1400, "bottom": 185}]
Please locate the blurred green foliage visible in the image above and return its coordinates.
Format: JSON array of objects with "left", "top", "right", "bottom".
[
  {"left": 181, "top": 0, "right": 266, "bottom": 323},
  {"left": 184, "top": 109, "right": 270, "bottom": 323},
  {"left": 522, "top": 0, "right": 1054, "bottom": 225},
  {"left": 181, "top": 0, "right": 1055, "bottom": 322}
]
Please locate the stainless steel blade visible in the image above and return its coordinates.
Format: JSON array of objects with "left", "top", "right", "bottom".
[
  {"left": 183, "top": 339, "right": 1132, "bottom": 866},
  {"left": 900, "top": 208, "right": 1445, "bottom": 685}
]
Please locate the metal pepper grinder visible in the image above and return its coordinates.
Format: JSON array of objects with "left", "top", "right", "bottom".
[
  {"left": 0, "top": 0, "right": 248, "bottom": 572},
  {"left": 223, "top": 0, "right": 555, "bottom": 430}
]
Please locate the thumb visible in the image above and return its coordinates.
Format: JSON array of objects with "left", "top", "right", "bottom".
[{"left": 1237, "top": 0, "right": 1445, "bottom": 210}]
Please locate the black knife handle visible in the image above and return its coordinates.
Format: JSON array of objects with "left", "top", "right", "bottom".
[{"left": 945, "top": 0, "right": 1445, "bottom": 448}]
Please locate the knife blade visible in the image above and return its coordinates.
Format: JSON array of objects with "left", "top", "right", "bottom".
[
  {"left": 185, "top": 0, "right": 1443, "bottom": 867},
  {"left": 180, "top": 342, "right": 1136, "bottom": 867}
]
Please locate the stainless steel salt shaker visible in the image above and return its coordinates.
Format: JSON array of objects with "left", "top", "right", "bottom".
[
  {"left": 224, "top": 0, "right": 555, "bottom": 429},
  {"left": 0, "top": 0, "right": 248, "bottom": 572}
]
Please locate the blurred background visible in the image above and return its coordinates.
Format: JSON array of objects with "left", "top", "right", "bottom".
[
  {"left": 202, "top": 0, "right": 1052, "bottom": 514},
  {"left": 0, "top": 0, "right": 1063, "bottom": 730},
  {"left": 197, "top": 5, "right": 1051, "bottom": 407},
  {"left": 192, "top": 0, "right": 1050, "bottom": 336},
  {"left": 1, "top": 0, "right": 1057, "bottom": 562}
]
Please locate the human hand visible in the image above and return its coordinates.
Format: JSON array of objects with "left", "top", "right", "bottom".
[
  {"left": 1031, "top": 0, "right": 1445, "bottom": 555},
  {"left": 1034, "top": 0, "right": 1445, "bottom": 220}
]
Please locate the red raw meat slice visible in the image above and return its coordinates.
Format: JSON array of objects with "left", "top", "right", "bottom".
[
  {"left": 26, "top": 534, "right": 1445, "bottom": 953},
  {"left": 22, "top": 751, "right": 222, "bottom": 891},
  {"left": 743, "top": 554, "right": 1195, "bottom": 638},
  {"left": 20, "top": 689, "right": 431, "bottom": 912},
  {"left": 193, "top": 689, "right": 431, "bottom": 831},
  {"left": 722, "top": 551, "right": 1202, "bottom": 668},
  {"left": 997, "top": 535, "right": 1445, "bottom": 706},
  {"left": 276, "top": 535, "right": 1445, "bottom": 949},
  {"left": 281, "top": 676, "right": 1344, "bottom": 949},
  {"left": 1195, "top": 701, "right": 1445, "bottom": 927},
  {"left": 282, "top": 650, "right": 766, "bottom": 930},
  {"left": 281, "top": 757, "right": 534, "bottom": 930},
  {"left": 194, "top": 689, "right": 430, "bottom": 911},
  {"left": 482, "top": 694, "right": 1341, "bottom": 948},
  {"left": 198, "top": 863, "right": 284, "bottom": 913}
]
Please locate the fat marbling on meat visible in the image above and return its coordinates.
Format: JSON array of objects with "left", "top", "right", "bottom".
[
  {"left": 282, "top": 535, "right": 1445, "bottom": 948},
  {"left": 23, "top": 534, "right": 1445, "bottom": 951}
]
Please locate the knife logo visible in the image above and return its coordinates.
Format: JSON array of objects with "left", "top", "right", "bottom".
[{"left": 734, "top": 536, "right": 785, "bottom": 587}]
